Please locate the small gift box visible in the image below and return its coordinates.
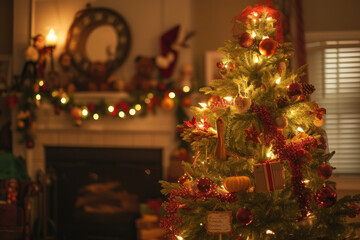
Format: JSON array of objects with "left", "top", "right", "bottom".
[{"left": 254, "top": 161, "right": 285, "bottom": 192}]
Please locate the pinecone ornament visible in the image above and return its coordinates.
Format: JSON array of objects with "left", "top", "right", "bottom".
[
  {"left": 276, "top": 96, "right": 289, "bottom": 108},
  {"left": 301, "top": 82, "right": 316, "bottom": 97}
]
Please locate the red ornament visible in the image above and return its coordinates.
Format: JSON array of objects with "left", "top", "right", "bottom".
[
  {"left": 259, "top": 38, "right": 277, "bottom": 56},
  {"left": 244, "top": 124, "right": 262, "bottom": 144},
  {"left": 178, "top": 175, "right": 189, "bottom": 185},
  {"left": 161, "top": 97, "right": 174, "bottom": 110},
  {"left": 197, "top": 177, "right": 211, "bottom": 193},
  {"left": 348, "top": 204, "right": 360, "bottom": 218},
  {"left": 236, "top": 208, "right": 253, "bottom": 226},
  {"left": 181, "top": 97, "right": 191, "bottom": 107},
  {"left": 314, "top": 186, "right": 337, "bottom": 208},
  {"left": 216, "top": 62, "right": 223, "bottom": 68},
  {"left": 40, "top": 84, "right": 48, "bottom": 92},
  {"left": 287, "top": 83, "right": 302, "bottom": 98},
  {"left": 317, "top": 163, "right": 332, "bottom": 179},
  {"left": 26, "top": 140, "right": 34, "bottom": 148},
  {"left": 238, "top": 32, "right": 254, "bottom": 48},
  {"left": 87, "top": 103, "right": 96, "bottom": 112},
  {"left": 228, "top": 62, "right": 236, "bottom": 70},
  {"left": 54, "top": 107, "right": 61, "bottom": 115}
]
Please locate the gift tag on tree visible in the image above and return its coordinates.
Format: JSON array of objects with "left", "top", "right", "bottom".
[{"left": 206, "top": 211, "right": 232, "bottom": 235}]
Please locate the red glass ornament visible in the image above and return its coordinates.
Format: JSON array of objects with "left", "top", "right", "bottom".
[
  {"left": 178, "top": 175, "right": 189, "bottom": 185},
  {"left": 228, "top": 62, "right": 236, "bottom": 70},
  {"left": 348, "top": 204, "right": 360, "bottom": 218},
  {"left": 197, "top": 177, "right": 211, "bottom": 193},
  {"left": 236, "top": 208, "right": 253, "bottom": 225},
  {"left": 287, "top": 83, "right": 302, "bottom": 98},
  {"left": 216, "top": 62, "right": 223, "bottom": 68},
  {"left": 317, "top": 163, "right": 332, "bottom": 179},
  {"left": 314, "top": 186, "right": 337, "bottom": 208},
  {"left": 54, "top": 107, "right": 61, "bottom": 115},
  {"left": 26, "top": 140, "right": 34, "bottom": 149},
  {"left": 238, "top": 32, "right": 254, "bottom": 48},
  {"left": 259, "top": 38, "right": 277, "bottom": 56}
]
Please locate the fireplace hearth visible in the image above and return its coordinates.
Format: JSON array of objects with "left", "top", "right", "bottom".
[{"left": 43, "top": 146, "right": 163, "bottom": 240}]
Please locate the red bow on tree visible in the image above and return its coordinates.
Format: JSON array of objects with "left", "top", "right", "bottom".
[
  {"left": 232, "top": 0, "right": 288, "bottom": 42},
  {"left": 308, "top": 103, "right": 326, "bottom": 120}
]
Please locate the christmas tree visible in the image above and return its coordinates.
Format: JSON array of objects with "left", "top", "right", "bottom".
[{"left": 160, "top": 2, "right": 360, "bottom": 240}]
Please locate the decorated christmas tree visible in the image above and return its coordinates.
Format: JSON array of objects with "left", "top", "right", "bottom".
[{"left": 160, "top": 1, "right": 360, "bottom": 240}]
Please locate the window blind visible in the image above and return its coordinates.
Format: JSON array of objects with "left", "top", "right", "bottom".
[{"left": 307, "top": 40, "right": 360, "bottom": 175}]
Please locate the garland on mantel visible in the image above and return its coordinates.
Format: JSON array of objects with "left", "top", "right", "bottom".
[{"left": 4, "top": 79, "right": 192, "bottom": 148}]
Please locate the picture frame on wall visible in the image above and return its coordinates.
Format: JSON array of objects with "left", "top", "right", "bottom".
[
  {"left": 0, "top": 55, "right": 12, "bottom": 93},
  {"left": 204, "top": 51, "right": 224, "bottom": 86}
]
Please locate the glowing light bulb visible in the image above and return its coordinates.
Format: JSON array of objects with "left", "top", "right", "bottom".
[
  {"left": 224, "top": 96, "right": 233, "bottom": 102},
  {"left": 135, "top": 104, "right": 142, "bottom": 111},
  {"left": 266, "top": 17, "right": 272, "bottom": 21},
  {"left": 303, "top": 179, "right": 310, "bottom": 184},
  {"left": 200, "top": 223, "right": 203, "bottom": 226},
  {"left": 254, "top": 56, "right": 259, "bottom": 63},
  {"left": 35, "top": 94, "right": 41, "bottom": 100},
  {"left": 253, "top": 12, "right": 258, "bottom": 17},
  {"left": 263, "top": 36, "right": 269, "bottom": 39},
  {"left": 108, "top": 106, "right": 114, "bottom": 113},
  {"left": 129, "top": 108, "right": 136, "bottom": 115},
  {"left": 276, "top": 77, "right": 281, "bottom": 84},
  {"left": 183, "top": 86, "right": 190, "bottom": 93},
  {"left": 118, "top": 111, "right": 125, "bottom": 118},
  {"left": 199, "top": 102, "right": 207, "bottom": 108},
  {"left": 60, "top": 97, "right": 67, "bottom": 104},
  {"left": 169, "top": 92, "right": 176, "bottom": 99},
  {"left": 46, "top": 29, "right": 57, "bottom": 47},
  {"left": 251, "top": 31, "right": 256, "bottom": 38},
  {"left": 267, "top": 151, "right": 275, "bottom": 158},
  {"left": 145, "top": 98, "right": 150, "bottom": 104},
  {"left": 266, "top": 229, "right": 275, "bottom": 235},
  {"left": 51, "top": 91, "right": 58, "bottom": 97},
  {"left": 297, "top": 127, "right": 304, "bottom": 132},
  {"left": 147, "top": 93, "right": 154, "bottom": 99},
  {"left": 176, "top": 236, "right": 183, "bottom": 240},
  {"left": 197, "top": 123, "right": 204, "bottom": 129},
  {"left": 38, "top": 80, "right": 44, "bottom": 86},
  {"left": 82, "top": 108, "right": 88, "bottom": 116},
  {"left": 93, "top": 113, "right": 99, "bottom": 120}
]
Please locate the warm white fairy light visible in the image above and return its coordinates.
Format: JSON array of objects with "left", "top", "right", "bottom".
[
  {"left": 183, "top": 85, "right": 190, "bottom": 93},
  {"left": 60, "top": 97, "right": 67, "bottom": 104},
  {"left": 263, "top": 36, "right": 269, "bottom": 39},
  {"left": 118, "top": 111, "right": 125, "bottom": 118},
  {"left": 276, "top": 77, "right": 281, "bottom": 84},
  {"left": 224, "top": 96, "right": 233, "bottom": 102},
  {"left": 129, "top": 108, "right": 136, "bottom": 116},
  {"left": 297, "top": 127, "right": 305, "bottom": 133},
  {"left": 251, "top": 31, "right": 256, "bottom": 38},
  {"left": 51, "top": 91, "right": 58, "bottom": 97},
  {"left": 169, "top": 92, "right": 176, "bottom": 99},
  {"left": 252, "top": 12, "right": 258, "bottom": 17},
  {"left": 145, "top": 98, "right": 150, "bottom": 104},
  {"left": 135, "top": 104, "right": 142, "bottom": 111},
  {"left": 176, "top": 235, "right": 183, "bottom": 240},
  {"left": 82, "top": 108, "right": 88, "bottom": 117},
  {"left": 108, "top": 105, "right": 114, "bottom": 113},
  {"left": 303, "top": 179, "right": 310, "bottom": 184},
  {"left": 253, "top": 18, "right": 257, "bottom": 23},
  {"left": 254, "top": 56, "right": 259, "bottom": 63},
  {"left": 266, "top": 17, "right": 272, "bottom": 21},
  {"left": 199, "top": 223, "right": 203, "bottom": 226},
  {"left": 93, "top": 113, "right": 99, "bottom": 120},
  {"left": 38, "top": 80, "right": 44, "bottom": 86},
  {"left": 35, "top": 94, "right": 41, "bottom": 100},
  {"left": 267, "top": 151, "right": 275, "bottom": 158},
  {"left": 147, "top": 93, "right": 154, "bottom": 99},
  {"left": 266, "top": 229, "right": 275, "bottom": 235},
  {"left": 199, "top": 102, "right": 207, "bottom": 108}
]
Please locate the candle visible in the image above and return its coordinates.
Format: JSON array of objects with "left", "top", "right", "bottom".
[{"left": 46, "top": 29, "right": 57, "bottom": 47}]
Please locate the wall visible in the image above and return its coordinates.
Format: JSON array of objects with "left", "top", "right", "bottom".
[
  {"left": 27, "top": 0, "right": 193, "bottom": 83},
  {"left": 0, "top": 0, "right": 13, "bottom": 54}
]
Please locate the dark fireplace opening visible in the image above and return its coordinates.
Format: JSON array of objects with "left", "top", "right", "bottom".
[{"left": 44, "top": 146, "right": 163, "bottom": 240}]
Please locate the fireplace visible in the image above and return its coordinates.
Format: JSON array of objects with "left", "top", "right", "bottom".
[{"left": 44, "top": 146, "right": 163, "bottom": 240}]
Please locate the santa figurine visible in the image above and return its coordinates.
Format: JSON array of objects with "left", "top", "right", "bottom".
[{"left": 155, "top": 25, "right": 194, "bottom": 79}]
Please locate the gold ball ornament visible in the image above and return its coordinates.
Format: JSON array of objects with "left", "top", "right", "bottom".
[
  {"left": 223, "top": 176, "right": 251, "bottom": 193},
  {"left": 234, "top": 96, "right": 252, "bottom": 113},
  {"left": 259, "top": 38, "right": 277, "bottom": 56},
  {"left": 275, "top": 115, "right": 288, "bottom": 130},
  {"left": 277, "top": 62, "right": 286, "bottom": 75},
  {"left": 161, "top": 97, "right": 174, "bottom": 110},
  {"left": 314, "top": 116, "right": 325, "bottom": 127},
  {"left": 71, "top": 107, "right": 82, "bottom": 120},
  {"left": 17, "top": 120, "right": 25, "bottom": 129}
]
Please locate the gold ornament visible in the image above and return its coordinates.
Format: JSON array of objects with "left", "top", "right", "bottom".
[
  {"left": 234, "top": 96, "right": 252, "bottom": 113},
  {"left": 223, "top": 176, "right": 251, "bottom": 193},
  {"left": 259, "top": 38, "right": 277, "bottom": 56},
  {"left": 214, "top": 117, "right": 227, "bottom": 161},
  {"left": 314, "top": 116, "right": 325, "bottom": 127},
  {"left": 161, "top": 97, "right": 174, "bottom": 110},
  {"left": 71, "top": 107, "right": 82, "bottom": 120},
  {"left": 275, "top": 115, "right": 288, "bottom": 130}
]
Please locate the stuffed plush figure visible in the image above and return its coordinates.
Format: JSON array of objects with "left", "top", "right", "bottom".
[{"left": 127, "top": 56, "right": 157, "bottom": 92}]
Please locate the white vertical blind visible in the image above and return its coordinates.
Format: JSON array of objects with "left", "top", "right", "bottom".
[{"left": 307, "top": 40, "right": 360, "bottom": 175}]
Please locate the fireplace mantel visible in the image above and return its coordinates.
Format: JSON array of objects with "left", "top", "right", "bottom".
[{"left": 12, "top": 94, "right": 178, "bottom": 180}]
